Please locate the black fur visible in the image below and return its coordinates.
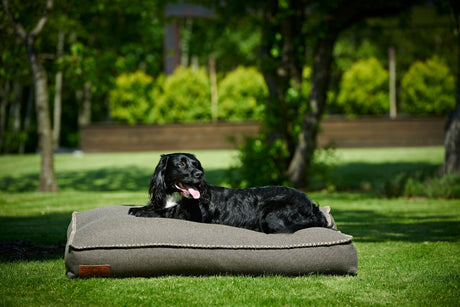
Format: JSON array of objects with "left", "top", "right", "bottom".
[{"left": 128, "top": 153, "right": 329, "bottom": 233}]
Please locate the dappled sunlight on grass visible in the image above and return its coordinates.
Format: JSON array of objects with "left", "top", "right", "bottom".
[
  {"left": 310, "top": 192, "right": 459, "bottom": 242},
  {"left": 334, "top": 209, "right": 459, "bottom": 242},
  {"left": 332, "top": 161, "right": 440, "bottom": 190},
  {"left": 0, "top": 150, "right": 235, "bottom": 193},
  {"left": 0, "top": 148, "right": 458, "bottom": 306}
]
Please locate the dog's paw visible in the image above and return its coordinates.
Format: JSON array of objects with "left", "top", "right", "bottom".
[
  {"left": 128, "top": 206, "right": 161, "bottom": 217},
  {"left": 128, "top": 207, "right": 143, "bottom": 216}
]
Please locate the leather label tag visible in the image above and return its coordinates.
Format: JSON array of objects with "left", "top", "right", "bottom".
[{"left": 79, "top": 265, "right": 110, "bottom": 278}]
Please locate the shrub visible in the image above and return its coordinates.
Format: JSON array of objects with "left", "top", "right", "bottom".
[
  {"left": 401, "top": 56, "right": 455, "bottom": 115},
  {"left": 151, "top": 67, "right": 211, "bottom": 123},
  {"left": 376, "top": 172, "right": 460, "bottom": 199},
  {"left": 337, "top": 57, "right": 389, "bottom": 116},
  {"left": 227, "top": 67, "right": 315, "bottom": 189},
  {"left": 109, "top": 70, "right": 154, "bottom": 124},
  {"left": 226, "top": 134, "right": 337, "bottom": 190},
  {"left": 375, "top": 173, "right": 410, "bottom": 198},
  {"left": 404, "top": 174, "right": 460, "bottom": 199},
  {"left": 308, "top": 147, "right": 338, "bottom": 192},
  {"left": 287, "top": 67, "right": 312, "bottom": 135},
  {"left": 217, "top": 67, "right": 268, "bottom": 121},
  {"left": 225, "top": 134, "right": 291, "bottom": 188}
]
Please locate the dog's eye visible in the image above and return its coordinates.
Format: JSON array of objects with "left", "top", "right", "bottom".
[{"left": 177, "top": 162, "right": 185, "bottom": 168}]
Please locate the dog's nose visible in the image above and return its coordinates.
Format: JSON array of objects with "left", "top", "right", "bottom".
[{"left": 193, "top": 170, "right": 203, "bottom": 179}]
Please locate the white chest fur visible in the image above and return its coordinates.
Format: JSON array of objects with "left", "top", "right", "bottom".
[{"left": 165, "top": 192, "right": 183, "bottom": 208}]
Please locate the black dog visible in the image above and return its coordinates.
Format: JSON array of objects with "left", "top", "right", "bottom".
[{"left": 128, "top": 153, "right": 329, "bottom": 233}]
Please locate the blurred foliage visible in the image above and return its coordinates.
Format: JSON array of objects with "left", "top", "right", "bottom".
[
  {"left": 337, "top": 57, "right": 389, "bottom": 116},
  {"left": 151, "top": 66, "right": 211, "bottom": 123},
  {"left": 188, "top": 15, "right": 261, "bottom": 72},
  {"left": 109, "top": 66, "right": 273, "bottom": 124},
  {"left": 401, "top": 56, "right": 455, "bottom": 115},
  {"left": 375, "top": 171, "right": 460, "bottom": 199},
  {"left": 226, "top": 134, "right": 291, "bottom": 188},
  {"left": 404, "top": 173, "right": 460, "bottom": 199},
  {"left": 217, "top": 66, "right": 267, "bottom": 121},
  {"left": 0, "top": 0, "right": 458, "bottom": 154},
  {"left": 109, "top": 70, "right": 154, "bottom": 124}
]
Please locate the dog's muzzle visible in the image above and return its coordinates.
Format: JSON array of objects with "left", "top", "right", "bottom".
[{"left": 175, "top": 182, "right": 200, "bottom": 199}]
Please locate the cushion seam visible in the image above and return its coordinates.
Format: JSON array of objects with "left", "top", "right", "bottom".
[
  {"left": 69, "top": 237, "right": 353, "bottom": 250},
  {"left": 67, "top": 211, "right": 78, "bottom": 247}
]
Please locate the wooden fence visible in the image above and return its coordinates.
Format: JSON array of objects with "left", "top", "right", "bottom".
[{"left": 81, "top": 117, "right": 445, "bottom": 152}]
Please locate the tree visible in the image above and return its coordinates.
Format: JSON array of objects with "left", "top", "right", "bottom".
[
  {"left": 53, "top": 30, "right": 64, "bottom": 149},
  {"left": 208, "top": 0, "right": 422, "bottom": 188},
  {"left": 445, "top": 0, "right": 460, "bottom": 174},
  {"left": 283, "top": 1, "right": 421, "bottom": 187},
  {"left": 3, "top": 0, "right": 58, "bottom": 192}
]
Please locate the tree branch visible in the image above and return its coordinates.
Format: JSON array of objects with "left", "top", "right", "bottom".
[
  {"left": 2, "top": 0, "right": 27, "bottom": 40},
  {"left": 328, "top": 0, "right": 421, "bottom": 35},
  {"left": 2, "top": 0, "right": 54, "bottom": 41},
  {"left": 30, "top": 0, "right": 54, "bottom": 38}
]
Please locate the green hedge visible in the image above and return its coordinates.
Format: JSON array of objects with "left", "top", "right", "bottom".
[
  {"left": 109, "top": 70, "right": 154, "bottom": 124},
  {"left": 151, "top": 67, "right": 212, "bottom": 123},
  {"left": 401, "top": 56, "right": 455, "bottom": 115},
  {"left": 337, "top": 57, "right": 389, "bottom": 116},
  {"left": 109, "top": 66, "right": 269, "bottom": 124},
  {"left": 217, "top": 66, "right": 267, "bottom": 121},
  {"left": 109, "top": 56, "right": 455, "bottom": 125}
]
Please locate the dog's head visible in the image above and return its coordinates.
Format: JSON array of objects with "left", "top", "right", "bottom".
[{"left": 149, "top": 153, "right": 206, "bottom": 206}]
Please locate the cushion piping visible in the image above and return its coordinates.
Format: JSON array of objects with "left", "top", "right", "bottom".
[{"left": 68, "top": 211, "right": 353, "bottom": 251}]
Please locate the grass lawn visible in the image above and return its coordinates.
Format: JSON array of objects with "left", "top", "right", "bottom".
[{"left": 0, "top": 147, "right": 459, "bottom": 306}]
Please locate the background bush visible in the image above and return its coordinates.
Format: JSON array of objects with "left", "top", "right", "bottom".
[
  {"left": 404, "top": 173, "right": 460, "bottom": 199},
  {"left": 337, "top": 57, "right": 389, "bottom": 116},
  {"left": 109, "top": 66, "right": 272, "bottom": 124},
  {"left": 151, "top": 67, "right": 212, "bottom": 123},
  {"left": 401, "top": 56, "right": 455, "bottom": 115},
  {"left": 108, "top": 56, "right": 455, "bottom": 126},
  {"left": 109, "top": 70, "right": 154, "bottom": 124},
  {"left": 217, "top": 66, "right": 267, "bottom": 121},
  {"left": 225, "top": 134, "right": 291, "bottom": 188}
]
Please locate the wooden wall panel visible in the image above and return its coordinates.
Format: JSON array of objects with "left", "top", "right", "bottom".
[{"left": 81, "top": 118, "right": 445, "bottom": 152}]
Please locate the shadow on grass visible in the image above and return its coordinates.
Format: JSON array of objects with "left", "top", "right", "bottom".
[
  {"left": 332, "top": 162, "right": 440, "bottom": 190},
  {"left": 333, "top": 209, "right": 460, "bottom": 243},
  {"left": 0, "top": 213, "right": 72, "bottom": 262},
  {"left": 1, "top": 206, "right": 458, "bottom": 262},
  {"left": 0, "top": 161, "right": 439, "bottom": 193},
  {"left": 0, "top": 167, "right": 227, "bottom": 193}
]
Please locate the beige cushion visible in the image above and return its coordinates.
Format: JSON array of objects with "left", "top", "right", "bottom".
[{"left": 65, "top": 205, "right": 357, "bottom": 278}]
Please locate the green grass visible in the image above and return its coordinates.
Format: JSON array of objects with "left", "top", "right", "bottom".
[{"left": 1, "top": 148, "right": 459, "bottom": 306}]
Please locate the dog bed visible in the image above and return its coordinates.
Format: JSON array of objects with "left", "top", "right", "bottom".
[{"left": 65, "top": 205, "right": 357, "bottom": 278}]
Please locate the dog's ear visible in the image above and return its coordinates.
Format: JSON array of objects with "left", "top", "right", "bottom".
[{"left": 148, "top": 155, "right": 169, "bottom": 208}]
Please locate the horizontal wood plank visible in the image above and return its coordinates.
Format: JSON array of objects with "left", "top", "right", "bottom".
[{"left": 81, "top": 118, "right": 445, "bottom": 152}]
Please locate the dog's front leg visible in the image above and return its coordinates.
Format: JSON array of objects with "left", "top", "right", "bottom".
[{"left": 128, "top": 206, "right": 162, "bottom": 217}]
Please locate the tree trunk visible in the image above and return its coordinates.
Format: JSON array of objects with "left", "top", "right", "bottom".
[
  {"left": 445, "top": 102, "right": 460, "bottom": 175},
  {"left": 8, "top": 82, "right": 22, "bottom": 153},
  {"left": 11, "top": 82, "right": 22, "bottom": 132},
  {"left": 287, "top": 36, "right": 336, "bottom": 187},
  {"left": 444, "top": 0, "right": 460, "bottom": 175},
  {"left": 29, "top": 44, "right": 59, "bottom": 192},
  {"left": 19, "top": 87, "right": 33, "bottom": 154},
  {"left": 3, "top": 0, "right": 58, "bottom": 192},
  {"left": 260, "top": 0, "right": 306, "bottom": 155},
  {"left": 389, "top": 47, "right": 397, "bottom": 119},
  {"left": 53, "top": 30, "right": 65, "bottom": 150},
  {"left": 208, "top": 55, "right": 218, "bottom": 122},
  {"left": 77, "top": 80, "right": 92, "bottom": 128},
  {"left": 0, "top": 81, "right": 10, "bottom": 152}
]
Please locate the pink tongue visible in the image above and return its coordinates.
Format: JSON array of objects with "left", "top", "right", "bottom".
[
  {"left": 176, "top": 183, "right": 200, "bottom": 199},
  {"left": 188, "top": 187, "right": 200, "bottom": 199}
]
